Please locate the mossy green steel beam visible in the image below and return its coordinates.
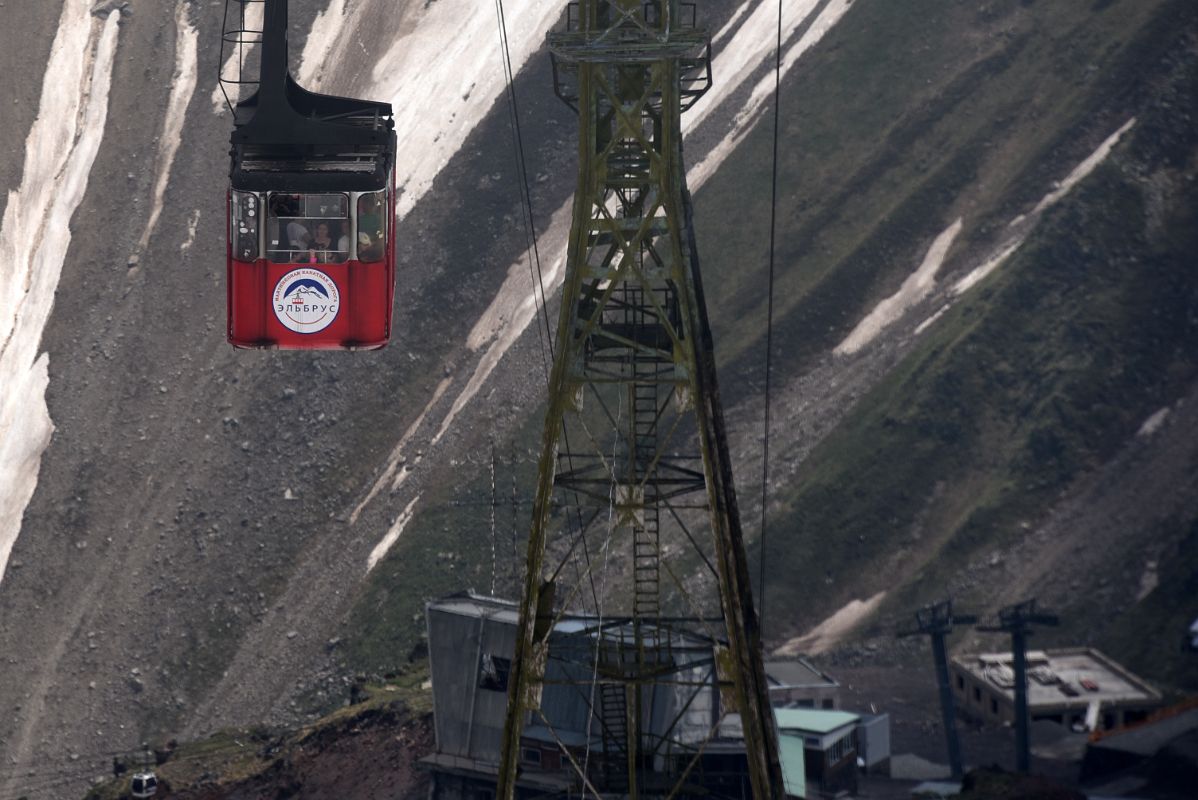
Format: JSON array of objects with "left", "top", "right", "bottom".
[{"left": 497, "top": 3, "right": 783, "bottom": 797}]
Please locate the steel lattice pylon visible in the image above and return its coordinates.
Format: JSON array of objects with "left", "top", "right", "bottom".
[{"left": 496, "top": 2, "right": 783, "bottom": 798}]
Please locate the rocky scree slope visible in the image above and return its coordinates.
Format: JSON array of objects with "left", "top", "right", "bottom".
[{"left": 0, "top": 0, "right": 1195, "bottom": 797}]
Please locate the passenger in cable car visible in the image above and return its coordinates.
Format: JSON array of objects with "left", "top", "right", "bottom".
[
  {"left": 310, "top": 222, "right": 333, "bottom": 253},
  {"left": 286, "top": 220, "right": 312, "bottom": 259},
  {"left": 308, "top": 222, "right": 348, "bottom": 264},
  {"left": 271, "top": 193, "right": 301, "bottom": 218},
  {"left": 266, "top": 192, "right": 352, "bottom": 262},
  {"left": 357, "top": 193, "right": 386, "bottom": 262}
]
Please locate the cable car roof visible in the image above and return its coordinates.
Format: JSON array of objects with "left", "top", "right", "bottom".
[{"left": 229, "top": 0, "right": 395, "bottom": 192}]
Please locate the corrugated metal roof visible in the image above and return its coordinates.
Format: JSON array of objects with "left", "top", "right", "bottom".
[
  {"left": 774, "top": 708, "right": 859, "bottom": 735},
  {"left": 765, "top": 659, "right": 837, "bottom": 689},
  {"left": 428, "top": 593, "right": 710, "bottom": 645},
  {"left": 428, "top": 592, "right": 522, "bottom": 624},
  {"left": 1090, "top": 708, "right": 1198, "bottom": 756}
]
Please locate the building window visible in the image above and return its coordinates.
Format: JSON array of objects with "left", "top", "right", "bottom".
[
  {"left": 522, "top": 747, "right": 542, "bottom": 766},
  {"left": 797, "top": 699, "right": 814, "bottom": 708},
  {"left": 827, "top": 732, "right": 853, "bottom": 764},
  {"left": 973, "top": 686, "right": 981, "bottom": 703},
  {"left": 990, "top": 697, "right": 999, "bottom": 715},
  {"left": 478, "top": 653, "right": 511, "bottom": 692},
  {"left": 356, "top": 191, "right": 388, "bottom": 262},
  {"left": 822, "top": 698, "right": 834, "bottom": 709},
  {"left": 957, "top": 675, "right": 965, "bottom": 690}
]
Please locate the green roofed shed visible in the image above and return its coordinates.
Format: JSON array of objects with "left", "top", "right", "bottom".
[
  {"left": 773, "top": 708, "right": 860, "bottom": 796},
  {"left": 778, "top": 733, "right": 807, "bottom": 798},
  {"left": 774, "top": 708, "right": 859, "bottom": 735}
]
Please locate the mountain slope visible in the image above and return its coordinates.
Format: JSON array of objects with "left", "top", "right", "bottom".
[
  {"left": 718, "top": 0, "right": 1198, "bottom": 677},
  {"left": 0, "top": 1, "right": 1194, "bottom": 797}
]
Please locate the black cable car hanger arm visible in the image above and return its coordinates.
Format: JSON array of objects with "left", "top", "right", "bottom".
[{"left": 228, "top": 0, "right": 395, "bottom": 192}]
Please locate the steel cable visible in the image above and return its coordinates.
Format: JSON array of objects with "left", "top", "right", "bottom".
[{"left": 758, "top": 0, "right": 784, "bottom": 633}]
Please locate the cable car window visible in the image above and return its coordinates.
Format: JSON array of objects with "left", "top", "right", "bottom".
[
  {"left": 266, "top": 193, "right": 349, "bottom": 263},
  {"left": 230, "top": 191, "right": 259, "bottom": 260},
  {"left": 356, "top": 191, "right": 387, "bottom": 262},
  {"left": 305, "top": 194, "right": 348, "bottom": 218}
]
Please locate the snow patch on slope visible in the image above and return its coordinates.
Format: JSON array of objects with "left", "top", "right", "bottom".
[
  {"left": 359, "top": 0, "right": 858, "bottom": 567},
  {"left": 180, "top": 209, "right": 201, "bottom": 252},
  {"left": 836, "top": 219, "right": 962, "bottom": 355},
  {"left": 908, "top": 118, "right": 1137, "bottom": 339},
  {"left": 137, "top": 2, "right": 198, "bottom": 254},
  {"left": 350, "top": 376, "right": 452, "bottom": 524},
  {"left": 774, "top": 591, "right": 887, "bottom": 656},
  {"left": 0, "top": 3, "right": 121, "bottom": 579},
  {"left": 711, "top": 1, "right": 753, "bottom": 47},
  {"left": 914, "top": 304, "right": 949, "bottom": 336},
  {"left": 1034, "top": 118, "right": 1137, "bottom": 214},
  {"left": 689, "top": 0, "right": 823, "bottom": 132},
  {"left": 950, "top": 239, "right": 1023, "bottom": 297},
  {"left": 950, "top": 119, "right": 1137, "bottom": 298},
  {"left": 370, "top": 0, "right": 563, "bottom": 220},
  {"left": 688, "top": 0, "right": 856, "bottom": 191},
  {"left": 367, "top": 495, "right": 421, "bottom": 572},
  {"left": 430, "top": 207, "right": 572, "bottom": 448},
  {"left": 297, "top": 0, "right": 348, "bottom": 89},
  {"left": 1137, "top": 407, "right": 1170, "bottom": 437}
]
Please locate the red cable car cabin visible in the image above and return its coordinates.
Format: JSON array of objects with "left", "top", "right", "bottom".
[
  {"left": 225, "top": 0, "right": 396, "bottom": 349},
  {"left": 228, "top": 187, "right": 396, "bottom": 348}
]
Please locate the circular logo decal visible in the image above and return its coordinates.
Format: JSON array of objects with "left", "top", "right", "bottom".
[{"left": 272, "top": 269, "right": 340, "bottom": 334}]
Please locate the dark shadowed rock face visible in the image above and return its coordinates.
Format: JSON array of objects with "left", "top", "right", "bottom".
[
  {"left": 83, "top": 697, "right": 433, "bottom": 800},
  {"left": 1146, "top": 730, "right": 1198, "bottom": 800},
  {"left": 959, "top": 767, "right": 1085, "bottom": 800}
]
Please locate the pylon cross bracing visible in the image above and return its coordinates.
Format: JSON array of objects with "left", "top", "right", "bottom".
[{"left": 496, "top": 2, "right": 783, "bottom": 798}]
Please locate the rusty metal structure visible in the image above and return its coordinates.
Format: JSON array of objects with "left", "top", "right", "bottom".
[{"left": 496, "top": 1, "right": 783, "bottom": 797}]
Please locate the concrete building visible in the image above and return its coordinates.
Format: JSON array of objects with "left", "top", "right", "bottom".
[
  {"left": 949, "top": 647, "right": 1162, "bottom": 732},
  {"left": 765, "top": 659, "right": 840, "bottom": 710}
]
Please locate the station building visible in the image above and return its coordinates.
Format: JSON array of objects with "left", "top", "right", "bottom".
[
  {"left": 423, "top": 592, "right": 853, "bottom": 798},
  {"left": 764, "top": 659, "right": 841, "bottom": 710},
  {"left": 420, "top": 592, "right": 792, "bottom": 798},
  {"left": 949, "top": 647, "right": 1162, "bottom": 731}
]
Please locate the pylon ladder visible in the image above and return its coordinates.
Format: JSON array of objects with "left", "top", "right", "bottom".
[{"left": 497, "top": 2, "right": 783, "bottom": 798}]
